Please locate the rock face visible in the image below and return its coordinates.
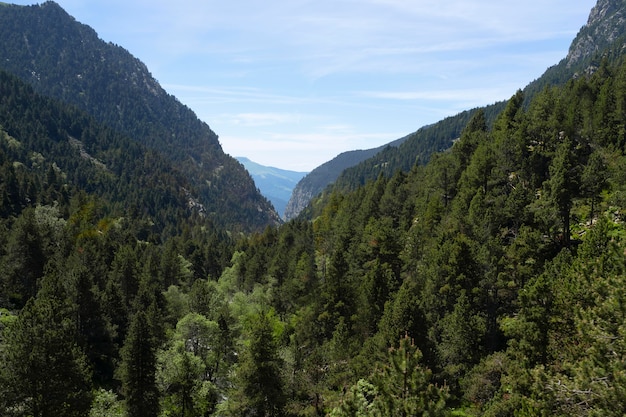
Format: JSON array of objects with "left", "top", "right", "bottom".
[
  {"left": 284, "top": 186, "right": 316, "bottom": 221},
  {"left": 566, "top": 0, "right": 626, "bottom": 67}
]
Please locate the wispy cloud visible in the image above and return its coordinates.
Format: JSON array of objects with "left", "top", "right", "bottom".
[
  {"left": 216, "top": 112, "right": 303, "bottom": 127},
  {"left": 30, "top": 0, "right": 596, "bottom": 170},
  {"left": 358, "top": 86, "right": 516, "bottom": 103},
  {"left": 220, "top": 129, "right": 402, "bottom": 171}
]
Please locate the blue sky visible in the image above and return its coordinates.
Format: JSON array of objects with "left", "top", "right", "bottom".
[{"left": 14, "top": 0, "right": 596, "bottom": 171}]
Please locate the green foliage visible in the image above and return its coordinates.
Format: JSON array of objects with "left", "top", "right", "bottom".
[
  {"left": 226, "top": 309, "right": 286, "bottom": 417},
  {"left": 120, "top": 311, "right": 159, "bottom": 417},
  {"left": 0, "top": 274, "right": 93, "bottom": 417},
  {"left": 157, "top": 340, "right": 207, "bottom": 417},
  {"left": 329, "top": 335, "right": 449, "bottom": 417},
  {"left": 3, "top": 4, "right": 626, "bottom": 417},
  {"left": 89, "top": 389, "right": 124, "bottom": 417},
  {"left": 374, "top": 335, "right": 449, "bottom": 417}
]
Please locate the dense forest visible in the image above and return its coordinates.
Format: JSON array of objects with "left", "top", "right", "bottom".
[{"left": 4, "top": 23, "right": 626, "bottom": 414}]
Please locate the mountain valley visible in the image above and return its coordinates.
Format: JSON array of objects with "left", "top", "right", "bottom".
[{"left": 2, "top": 1, "right": 626, "bottom": 416}]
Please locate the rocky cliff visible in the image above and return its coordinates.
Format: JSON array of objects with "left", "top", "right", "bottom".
[{"left": 566, "top": 0, "right": 626, "bottom": 67}]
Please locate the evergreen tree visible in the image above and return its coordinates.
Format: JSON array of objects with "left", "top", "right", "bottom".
[
  {"left": 546, "top": 136, "right": 580, "bottom": 247},
  {"left": 373, "top": 335, "right": 449, "bottom": 417},
  {"left": 231, "top": 310, "right": 286, "bottom": 417},
  {"left": 0, "top": 208, "right": 46, "bottom": 308},
  {"left": 581, "top": 149, "right": 608, "bottom": 221},
  {"left": 0, "top": 274, "right": 93, "bottom": 417},
  {"left": 119, "top": 311, "right": 159, "bottom": 417}
]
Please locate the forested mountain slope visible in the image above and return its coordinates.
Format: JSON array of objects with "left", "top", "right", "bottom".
[
  {"left": 210, "top": 58, "right": 626, "bottom": 415},
  {"left": 315, "top": 0, "right": 626, "bottom": 201},
  {"left": 0, "top": 1, "right": 279, "bottom": 231},
  {"left": 0, "top": 68, "right": 233, "bottom": 293}
]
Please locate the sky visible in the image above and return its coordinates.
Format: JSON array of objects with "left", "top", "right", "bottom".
[{"left": 14, "top": 0, "right": 597, "bottom": 171}]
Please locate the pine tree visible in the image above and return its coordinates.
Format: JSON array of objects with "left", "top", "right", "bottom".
[
  {"left": 233, "top": 310, "right": 286, "bottom": 417},
  {"left": 119, "top": 311, "right": 159, "bottom": 417},
  {"left": 373, "top": 335, "right": 449, "bottom": 417},
  {"left": 0, "top": 274, "right": 93, "bottom": 417},
  {"left": 546, "top": 136, "right": 580, "bottom": 247},
  {"left": 581, "top": 150, "right": 608, "bottom": 222}
]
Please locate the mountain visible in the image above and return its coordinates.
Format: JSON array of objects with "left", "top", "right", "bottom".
[
  {"left": 0, "top": 69, "right": 200, "bottom": 237},
  {"left": 235, "top": 157, "right": 307, "bottom": 219},
  {"left": 0, "top": 1, "right": 279, "bottom": 231},
  {"left": 566, "top": 0, "right": 626, "bottom": 67},
  {"left": 292, "top": 0, "right": 626, "bottom": 216},
  {"left": 284, "top": 136, "right": 408, "bottom": 220}
]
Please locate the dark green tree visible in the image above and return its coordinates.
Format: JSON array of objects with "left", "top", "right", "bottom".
[
  {"left": 373, "top": 335, "right": 449, "bottom": 417},
  {"left": 0, "top": 274, "right": 93, "bottom": 417},
  {"left": 546, "top": 136, "right": 580, "bottom": 247},
  {"left": 0, "top": 208, "right": 46, "bottom": 308},
  {"left": 119, "top": 311, "right": 159, "bottom": 417},
  {"left": 581, "top": 150, "right": 608, "bottom": 221}
]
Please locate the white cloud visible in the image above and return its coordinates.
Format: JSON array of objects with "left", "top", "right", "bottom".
[{"left": 358, "top": 86, "right": 515, "bottom": 103}]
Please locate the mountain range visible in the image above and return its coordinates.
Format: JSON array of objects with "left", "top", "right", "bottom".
[
  {"left": 235, "top": 157, "right": 307, "bottom": 219},
  {"left": 284, "top": 135, "right": 408, "bottom": 220}
]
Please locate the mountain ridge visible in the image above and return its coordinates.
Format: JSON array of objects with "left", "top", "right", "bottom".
[
  {"left": 293, "top": 0, "right": 625, "bottom": 218},
  {"left": 0, "top": 1, "right": 279, "bottom": 231},
  {"left": 284, "top": 135, "right": 408, "bottom": 220}
]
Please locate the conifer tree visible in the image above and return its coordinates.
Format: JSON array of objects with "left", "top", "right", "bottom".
[
  {"left": 546, "top": 136, "right": 580, "bottom": 246},
  {"left": 581, "top": 150, "right": 608, "bottom": 221},
  {"left": 119, "top": 310, "right": 159, "bottom": 417},
  {"left": 373, "top": 335, "right": 449, "bottom": 417},
  {"left": 0, "top": 274, "right": 92, "bottom": 417},
  {"left": 232, "top": 310, "right": 286, "bottom": 417}
]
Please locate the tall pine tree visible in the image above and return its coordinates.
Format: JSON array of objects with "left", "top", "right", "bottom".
[{"left": 119, "top": 310, "right": 159, "bottom": 417}]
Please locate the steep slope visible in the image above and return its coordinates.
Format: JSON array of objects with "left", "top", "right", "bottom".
[
  {"left": 311, "top": 0, "right": 626, "bottom": 204},
  {"left": 235, "top": 157, "right": 307, "bottom": 219},
  {"left": 0, "top": 69, "right": 197, "bottom": 235},
  {"left": 0, "top": 1, "right": 279, "bottom": 231},
  {"left": 566, "top": 0, "right": 626, "bottom": 67},
  {"left": 284, "top": 136, "right": 408, "bottom": 220}
]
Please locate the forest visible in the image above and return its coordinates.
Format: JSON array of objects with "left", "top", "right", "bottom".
[{"left": 2, "top": 42, "right": 626, "bottom": 415}]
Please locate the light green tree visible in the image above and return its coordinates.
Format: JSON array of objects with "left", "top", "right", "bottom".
[
  {"left": 156, "top": 340, "right": 206, "bottom": 417},
  {"left": 329, "top": 335, "right": 449, "bottom": 417},
  {"left": 374, "top": 335, "right": 449, "bottom": 417}
]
